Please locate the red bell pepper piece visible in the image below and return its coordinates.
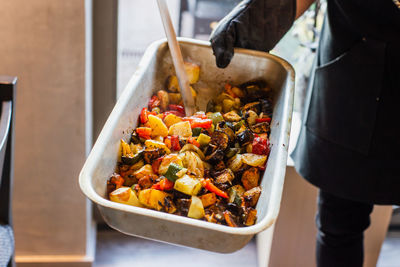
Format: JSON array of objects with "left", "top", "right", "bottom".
[
  {"left": 170, "top": 135, "right": 181, "bottom": 151},
  {"left": 136, "top": 127, "right": 152, "bottom": 140},
  {"left": 148, "top": 95, "right": 160, "bottom": 110},
  {"left": 151, "top": 156, "right": 164, "bottom": 174},
  {"left": 255, "top": 117, "right": 271, "bottom": 123},
  {"left": 183, "top": 117, "right": 212, "bottom": 129},
  {"left": 202, "top": 179, "right": 228, "bottom": 199},
  {"left": 168, "top": 104, "right": 186, "bottom": 115},
  {"left": 188, "top": 137, "right": 200, "bottom": 148},
  {"left": 140, "top": 108, "right": 151, "bottom": 124},
  {"left": 152, "top": 178, "right": 174, "bottom": 191},
  {"left": 252, "top": 136, "right": 270, "bottom": 155},
  {"left": 164, "top": 136, "right": 172, "bottom": 149}
]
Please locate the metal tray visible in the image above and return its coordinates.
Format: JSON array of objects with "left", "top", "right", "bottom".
[{"left": 79, "top": 38, "right": 294, "bottom": 253}]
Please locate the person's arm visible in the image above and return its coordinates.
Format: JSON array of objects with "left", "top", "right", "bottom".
[
  {"left": 210, "top": 0, "right": 316, "bottom": 68},
  {"left": 296, "top": 0, "right": 316, "bottom": 19}
]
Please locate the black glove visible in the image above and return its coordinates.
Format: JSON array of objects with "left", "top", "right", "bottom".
[{"left": 210, "top": 0, "right": 296, "bottom": 68}]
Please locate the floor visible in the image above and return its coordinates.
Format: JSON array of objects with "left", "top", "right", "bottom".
[
  {"left": 94, "top": 227, "right": 257, "bottom": 267},
  {"left": 112, "top": 1, "right": 400, "bottom": 266}
]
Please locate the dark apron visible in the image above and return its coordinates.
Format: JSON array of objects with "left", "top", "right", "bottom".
[{"left": 292, "top": 0, "right": 400, "bottom": 205}]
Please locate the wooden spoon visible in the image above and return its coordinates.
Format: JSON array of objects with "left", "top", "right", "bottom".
[{"left": 156, "top": 0, "right": 196, "bottom": 115}]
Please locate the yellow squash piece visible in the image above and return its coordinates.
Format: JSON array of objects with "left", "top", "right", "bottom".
[
  {"left": 147, "top": 115, "right": 168, "bottom": 137},
  {"left": 164, "top": 113, "right": 183, "bottom": 128},
  {"left": 168, "top": 121, "right": 192, "bottom": 138},
  {"left": 174, "top": 175, "right": 202, "bottom": 196},
  {"left": 144, "top": 139, "right": 171, "bottom": 154},
  {"left": 184, "top": 62, "right": 200, "bottom": 84},
  {"left": 188, "top": 196, "right": 205, "bottom": 219},
  {"left": 109, "top": 187, "right": 142, "bottom": 207},
  {"left": 138, "top": 189, "right": 176, "bottom": 213}
]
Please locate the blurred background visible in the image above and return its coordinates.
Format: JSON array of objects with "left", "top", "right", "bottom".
[{"left": 0, "top": 0, "right": 398, "bottom": 266}]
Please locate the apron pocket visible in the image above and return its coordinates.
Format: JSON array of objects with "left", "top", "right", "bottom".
[{"left": 305, "top": 38, "right": 386, "bottom": 155}]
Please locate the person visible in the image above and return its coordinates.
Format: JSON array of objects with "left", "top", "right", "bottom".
[{"left": 209, "top": 0, "right": 400, "bottom": 266}]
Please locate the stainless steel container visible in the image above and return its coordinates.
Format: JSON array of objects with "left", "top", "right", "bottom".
[{"left": 79, "top": 38, "right": 295, "bottom": 253}]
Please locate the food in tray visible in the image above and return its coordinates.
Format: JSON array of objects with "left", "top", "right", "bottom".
[{"left": 106, "top": 63, "right": 273, "bottom": 227}]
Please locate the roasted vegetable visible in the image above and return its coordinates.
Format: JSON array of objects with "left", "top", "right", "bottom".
[
  {"left": 168, "top": 121, "right": 192, "bottom": 137},
  {"left": 146, "top": 115, "right": 168, "bottom": 137},
  {"left": 197, "top": 133, "right": 211, "bottom": 147},
  {"left": 200, "top": 193, "right": 217, "bottom": 208},
  {"left": 241, "top": 167, "right": 260, "bottom": 190},
  {"left": 164, "top": 113, "right": 182, "bottom": 128},
  {"left": 174, "top": 175, "right": 202, "bottom": 196},
  {"left": 236, "top": 129, "right": 254, "bottom": 146},
  {"left": 210, "top": 130, "right": 229, "bottom": 150},
  {"left": 188, "top": 196, "right": 205, "bottom": 219},
  {"left": 242, "top": 153, "right": 267, "bottom": 167},
  {"left": 184, "top": 62, "right": 200, "bottom": 84},
  {"left": 164, "top": 163, "right": 184, "bottom": 182},
  {"left": 250, "top": 122, "right": 270, "bottom": 134},
  {"left": 215, "top": 169, "right": 235, "bottom": 185},
  {"left": 228, "top": 185, "right": 245, "bottom": 205},
  {"left": 243, "top": 186, "right": 261, "bottom": 207},
  {"left": 223, "top": 110, "right": 242, "bottom": 122},
  {"left": 109, "top": 187, "right": 142, "bottom": 207},
  {"left": 244, "top": 208, "right": 257, "bottom": 226},
  {"left": 139, "top": 189, "right": 176, "bottom": 213}
]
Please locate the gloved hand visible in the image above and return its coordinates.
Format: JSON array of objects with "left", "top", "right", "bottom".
[{"left": 210, "top": 0, "right": 296, "bottom": 68}]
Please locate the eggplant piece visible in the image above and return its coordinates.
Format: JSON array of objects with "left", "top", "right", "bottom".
[
  {"left": 205, "top": 149, "right": 224, "bottom": 164},
  {"left": 210, "top": 130, "right": 229, "bottom": 150},
  {"left": 204, "top": 143, "right": 217, "bottom": 156},
  {"left": 176, "top": 198, "right": 191, "bottom": 216},
  {"left": 121, "top": 151, "right": 143, "bottom": 165},
  {"left": 241, "top": 167, "right": 260, "bottom": 190},
  {"left": 142, "top": 147, "right": 165, "bottom": 164},
  {"left": 213, "top": 160, "right": 226, "bottom": 171},
  {"left": 130, "top": 132, "right": 141, "bottom": 144},
  {"left": 250, "top": 122, "right": 270, "bottom": 134},
  {"left": 243, "top": 186, "right": 261, "bottom": 207},
  {"left": 241, "top": 102, "right": 261, "bottom": 113},
  {"left": 244, "top": 110, "right": 258, "bottom": 126},
  {"left": 236, "top": 129, "right": 254, "bottom": 146},
  {"left": 260, "top": 98, "right": 273, "bottom": 116},
  {"left": 215, "top": 169, "right": 235, "bottom": 184}
]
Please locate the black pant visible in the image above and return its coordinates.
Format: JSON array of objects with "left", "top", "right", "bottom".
[{"left": 316, "top": 190, "right": 374, "bottom": 267}]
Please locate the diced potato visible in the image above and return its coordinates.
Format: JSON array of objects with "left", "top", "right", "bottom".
[
  {"left": 223, "top": 110, "right": 242, "bottom": 122},
  {"left": 164, "top": 113, "right": 182, "bottom": 128},
  {"left": 168, "top": 93, "right": 182, "bottom": 104},
  {"left": 174, "top": 175, "right": 202, "bottom": 196},
  {"left": 109, "top": 187, "right": 142, "bottom": 207},
  {"left": 232, "top": 86, "right": 245, "bottom": 98},
  {"left": 241, "top": 167, "right": 260, "bottom": 190},
  {"left": 188, "top": 196, "right": 205, "bottom": 219},
  {"left": 244, "top": 208, "right": 257, "bottom": 226},
  {"left": 138, "top": 189, "right": 176, "bottom": 213},
  {"left": 158, "top": 154, "right": 183, "bottom": 175},
  {"left": 167, "top": 75, "right": 179, "bottom": 92},
  {"left": 145, "top": 139, "right": 171, "bottom": 154},
  {"left": 133, "top": 164, "right": 154, "bottom": 179},
  {"left": 157, "top": 90, "right": 169, "bottom": 110},
  {"left": 147, "top": 115, "right": 168, "bottom": 137},
  {"left": 217, "top": 93, "right": 234, "bottom": 104},
  {"left": 242, "top": 153, "right": 267, "bottom": 167},
  {"left": 168, "top": 121, "right": 192, "bottom": 138},
  {"left": 200, "top": 193, "right": 217, "bottom": 208},
  {"left": 184, "top": 62, "right": 200, "bottom": 84},
  {"left": 222, "top": 99, "right": 235, "bottom": 113},
  {"left": 243, "top": 186, "right": 261, "bottom": 207}
]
